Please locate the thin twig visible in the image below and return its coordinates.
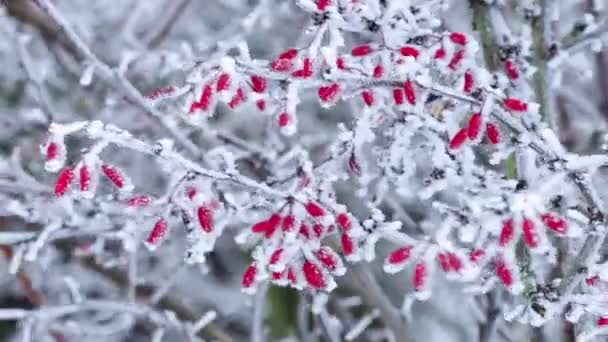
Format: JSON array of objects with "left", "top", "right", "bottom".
[{"left": 144, "top": 0, "right": 192, "bottom": 48}]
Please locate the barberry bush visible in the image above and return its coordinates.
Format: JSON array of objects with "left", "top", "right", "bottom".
[{"left": 1, "top": 0, "right": 608, "bottom": 341}]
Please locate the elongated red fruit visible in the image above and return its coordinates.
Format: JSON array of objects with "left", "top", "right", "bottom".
[
  {"left": 448, "top": 128, "right": 468, "bottom": 150},
  {"left": 55, "top": 167, "right": 74, "bottom": 197},
  {"left": 303, "top": 260, "right": 325, "bottom": 288}
]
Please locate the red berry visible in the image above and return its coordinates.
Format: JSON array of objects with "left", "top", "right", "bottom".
[
  {"left": 242, "top": 263, "right": 257, "bottom": 288},
  {"left": 469, "top": 249, "right": 485, "bottom": 263},
  {"left": 434, "top": 48, "right": 446, "bottom": 59},
  {"left": 485, "top": 123, "right": 500, "bottom": 144},
  {"left": 216, "top": 73, "right": 231, "bottom": 92},
  {"left": 499, "top": 219, "right": 514, "bottom": 247},
  {"left": 46, "top": 142, "right": 58, "bottom": 161},
  {"left": 336, "top": 57, "right": 345, "bottom": 70},
  {"left": 250, "top": 76, "right": 266, "bottom": 93},
  {"left": 599, "top": 317, "right": 608, "bottom": 326},
  {"left": 101, "top": 164, "right": 124, "bottom": 189},
  {"left": 316, "top": 0, "right": 330, "bottom": 11},
  {"left": 282, "top": 214, "right": 295, "bottom": 231},
  {"left": 228, "top": 88, "right": 245, "bottom": 109},
  {"left": 362, "top": 90, "right": 374, "bottom": 106},
  {"left": 404, "top": 80, "right": 416, "bottom": 105},
  {"left": 387, "top": 246, "right": 412, "bottom": 264},
  {"left": 586, "top": 275, "right": 599, "bottom": 286},
  {"left": 463, "top": 70, "right": 474, "bottom": 93},
  {"left": 336, "top": 213, "right": 351, "bottom": 231},
  {"left": 146, "top": 218, "right": 168, "bottom": 246},
  {"left": 400, "top": 46, "right": 419, "bottom": 59},
  {"left": 373, "top": 65, "right": 383, "bottom": 78},
  {"left": 269, "top": 248, "right": 284, "bottom": 265},
  {"left": 305, "top": 201, "right": 325, "bottom": 217},
  {"left": 341, "top": 233, "right": 354, "bottom": 255},
  {"left": 505, "top": 60, "right": 519, "bottom": 80},
  {"left": 303, "top": 260, "right": 325, "bottom": 288},
  {"left": 447, "top": 253, "right": 462, "bottom": 272},
  {"left": 448, "top": 50, "right": 465, "bottom": 70},
  {"left": 55, "top": 167, "right": 74, "bottom": 197},
  {"left": 522, "top": 218, "right": 538, "bottom": 248},
  {"left": 256, "top": 99, "right": 266, "bottom": 111},
  {"left": 449, "top": 32, "right": 467, "bottom": 45},
  {"left": 496, "top": 259, "right": 513, "bottom": 286},
  {"left": 448, "top": 128, "right": 468, "bottom": 150},
  {"left": 316, "top": 247, "right": 337, "bottom": 271},
  {"left": 278, "top": 112, "right": 291, "bottom": 127},
  {"left": 292, "top": 58, "right": 314, "bottom": 78},
  {"left": 541, "top": 213, "right": 567, "bottom": 234},
  {"left": 437, "top": 253, "right": 450, "bottom": 272},
  {"left": 271, "top": 49, "right": 298, "bottom": 71},
  {"left": 197, "top": 205, "right": 214, "bottom": 233},
  {"left": 413, "top": 262, "right": 427, "bottom": 291},
  {"left": 393, "top": 88, "right": 404, "bottom": 105},
  {"left": 503, "top": 98, "right": 528, "bottom": 112},
  {"left": 79, "top": 164, "right": 91, "bottom": 191},
  {"left": 467, "top": 113, "right": 482, "bottom": 140},
  {"left": 127, "top": 195, "right": 151, "bottom": 208},
  {"left": 318, "top": 83, "right": 340, "bottom": 103},
  {"left": 312, "top": 223, "right": 324, "bottom": 238},
  {"left": 351, "top": 45, "right": 373, "bottom": 57},
  {"left": 199, "top": 84, "right": 213, "bottom": 111}
]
